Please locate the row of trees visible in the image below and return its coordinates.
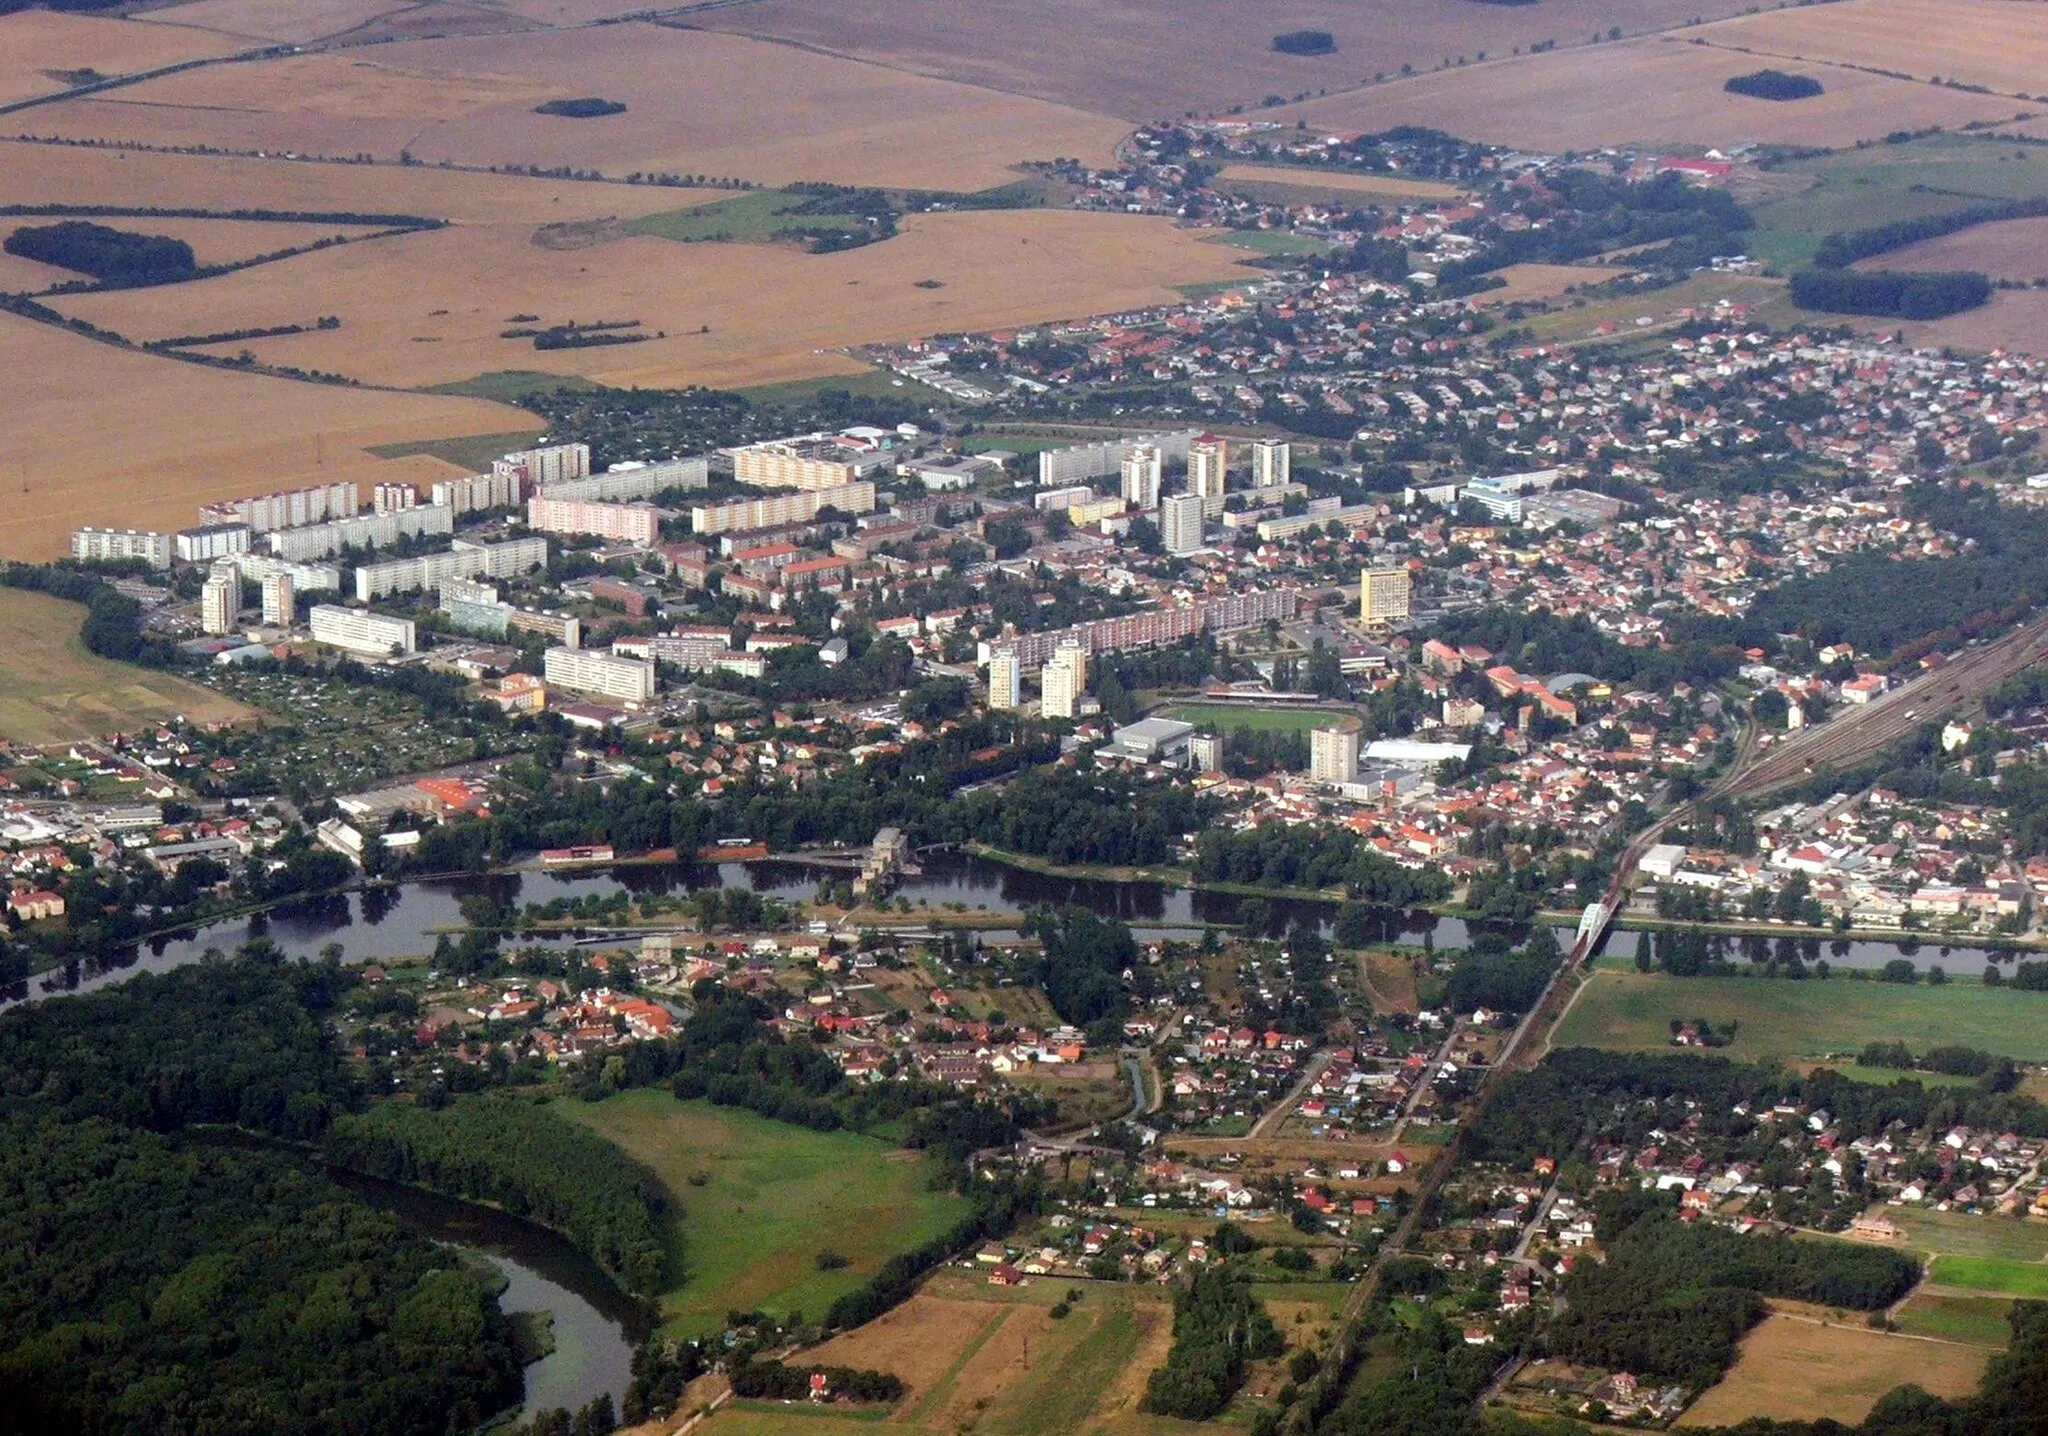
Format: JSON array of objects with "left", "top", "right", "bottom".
[{"left": 1139, "top": 1270, "right": 1284, "bottom": 1419}]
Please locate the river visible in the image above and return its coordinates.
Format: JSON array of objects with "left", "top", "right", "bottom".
[
  {"left": 15, "top": 849, "right": 2015, "bottom": 1006},
  {"left": 328, "top": 1168, "right": 645, "bottom": 1422}
]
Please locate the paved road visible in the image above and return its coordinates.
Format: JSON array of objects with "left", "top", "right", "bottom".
[{"left": 1248, "top": 1050, "right": 1333, "bottom": 1139}]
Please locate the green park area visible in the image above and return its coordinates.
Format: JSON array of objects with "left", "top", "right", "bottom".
[
  {"left": 1554, "top": 961, "right": 2048, "bottom": 1067},
  {"left": 1163, "top": 703, "right": 1337, "bottom": 735},
  {"left": 1931, "top": 1255, "right": 2048, "bottom": 1299},
  {"left": 554, "top": 1090, "right": 970, "bottom": 1336}
]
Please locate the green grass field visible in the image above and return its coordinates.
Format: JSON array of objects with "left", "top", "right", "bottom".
[
  {"left": 422, "top": 372, "right": 600, "bottom": 403},
  {"left": 0, "top": 589, "right": 252, "bottom": 745},
  {"left": 1553, "top": 964, "right": 2048, "bottom": 1066},
  {"left": 1161, "top": 703, "right": 1339, "bottom": 735},
  {"left": 554, "top": 1090, "right": 970, "bottom": 1336},
  {"left": 733, "top": 367, "right": 924, "bottom": 407},
  {"left": 1205, "top": 231, "right": 1341, "bottom": 256},
  {"left": 1896, "top": 1293, "right": 2019, "bottom": 1348},
  {"left": 1883, "top": 1207, "right": 2048, "bottom": 1264},
  {"left": 364, "top": 427, "right": 546, "bottom": 468},
  {"left": 1748, "top": 134, "right": 2048, "bottom": 269},
  {"left": 626, "top": 190, "right": 876, "bottom": 246},
  {"left": 1930, "top": 1255, "right": 2048, "bottom": 1298}
]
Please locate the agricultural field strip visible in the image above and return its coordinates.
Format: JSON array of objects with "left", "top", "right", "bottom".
[{"left": 898, "top": 1305, "right": 1013, "bottom": 1423}]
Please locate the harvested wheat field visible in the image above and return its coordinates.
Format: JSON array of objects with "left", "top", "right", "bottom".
[
  {"left": 1218, "top": 164, "right": 1465, "bottom": 201},
  {"left": 0, "top": 142, "right": 717, "bottom": 227},
  {"left": 704, "top": 0, "right": 1765, "bottom": 120},
  {"left": 0, "top": 214, "right": 386, "bottom": 276},
  {"left": 0, "top": 309, "right": 535, "bottom": 559},
  {"left": 1860, "top": 216, "right": 2048, "bottom": 282},
  {"left": 52, "top": 208, "right": 1249, "bottom": 390},
  {"left": 140, "top": 0, "right": 539, "bottom": 46},
  {"left": 1266, "top": 36, "right": 2022, "bottom": 152},
  {"left": 25, "top": 24, "right": 1127, "bottom": 191},
  {"left": 1699, "top": 0, "right": 2048, "bottom": 99},
  {"left": 0, "top": 10, "right": 239, "bottom": 107},
  {"left": 802, "top": 1295, "right": 1010, "bottom": 1402},
  {"left": 1676, "top": 1312, "right": 1986, "bottom": 1427},
  {"left": 1480, "top": 263, "right": 1618, "bottom": 305},
  {"left": 134, "top": 0, "right": 419, "bottom": 45},
  {"left": 1890, "top": 286, "right": 2048, "bottom": 355}
]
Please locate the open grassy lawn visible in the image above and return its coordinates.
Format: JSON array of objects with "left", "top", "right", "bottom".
[
  {"left": 1675, "top": 1312, "right": 1987, "bottom": 1427},
  {"left": 732, "top": 366, "right": 926, "bottom": 407},
  {"left": 1880, "top": 1206, "right": 2048, "bottom": 1264},
  {"left": 1895, "top": 1292, "right": 2020, "bottom": 1348},
  {"left": 1930, "top": 1255, "right": 2048, "bottom": 1299},
  {"left": 1553, "top": 964, "right": 2048, "bottom": 1066},
  {"left": 554, "top": 1090, "right": 969, "bottom": 1337},
  {"left": 364, "top": 428, "right": 546, "bottom": 470},
  {"left": 1161, "top": 703, "right": 1338, "bottom": 735},
  {"left": 626, "top": 189, "right": 877, "bottom": 245},
  {"left": 1204, "top": 230, "right": 1340, "bottom": 257},
  {"left": 0, "top": 589, "right": 252, "bottom": 745},
  {"left": 1749, "top": 133, "right": 2048, "bottom": 269}
]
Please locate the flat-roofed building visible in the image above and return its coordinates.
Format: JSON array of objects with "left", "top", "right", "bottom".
[
  {"left": 1310, "top": 726, "right": 1360, "bottom": 786},
  {"left": 1120, "top": 442, "right": 1162, "bottom": 509},
  {"left": 1360, "top": 567, "right": 1411, "bottom": 628},
  {"left": 259, "top": 571, "right": 294, "bottom": 626},
  {"left": 1041, "top": 644, "right": 1086, "bottom": 719},
  {"left": 175, "top": 523, "right": 252, "bottom": 564},
  {"left": 690, "top": 481, "right": 876, "bottom": 535},
  {"left": 988, "top": 650, "right": 1020, "bottom": 710},
  {"left": 525, "top": 496, "right": 664, "bottom": 546},
  {"left": 200, "top": 568, "right": 240, "bottom": 636},
  {"left": 544, "top": 645, "right": 656, "bottom": 703},
  {"left": 1251, "top": 437, "right": 1291, "bottom": 489},
  {"left": 309, "top": 604, "right": 416, "bottom": 656},
  {"left": 1160, "top": 492, "right": 1205, "bottom": 555},
  {"left": 729, "top": 436, "right": 872, "bottom": 491},
  {"left": 1189, "top": 433, "right": 1228, "bottom": 517},
  {"left": 72, "top": 528, "right": 170, "bottom": 570}
]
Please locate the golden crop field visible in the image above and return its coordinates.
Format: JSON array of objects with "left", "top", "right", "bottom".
[
  {"left": 701, "top": 0, "right": 1766, "bottom": 120},
  {"left": 1699, "top": 0, "right": 2048, "bottom": 98},
  {"left": 0, "top": 142, "right": 716, "bottom": 226},
  {"left": 0, "top": 589, "right": 252, "bottom": 745},
  {"left": 0, "top": 10, "right": 238, "bottom": 106},
  {"left": 1266, "top": 36, "right": 2022, "bottom": 152},
  {"left": 51, "top": 209, "right": 1250, "bottom": 390},
  {"left": 1, "top": 214, "right": 382, "bottom": 275},
  {"left": 1676, "top": 1312, "right": 1987, "bottom": 1427},
  {"left": 137, "top": 0, "right": 519, "bottom": 46},
  {"left": 22, "top": 24, "right": 1128, "bottom": 191},
  {"left": 1862, "top": 216, "right": 2048, "bottom": 282},
  {"left": 0, "top": 309, "right": 536, "bottom": 560}
]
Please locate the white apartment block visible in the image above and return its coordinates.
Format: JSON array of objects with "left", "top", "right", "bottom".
[
  {"left": 309, "top": 604, "right": 417, "bottom": 656},
  {"left": 259, "top": 571, "right": 294, "bottom": 626},
  {"left": 525, "top": 496, "right": 664, "bottom": 546},
  {"left": 494, "top": 444, "right": 590, "bottom": 489},
  {"left": 1121, "top": 443, "right": 1162, "bottom": 509},
  {"left": 1310, "top": 727, "right": 1360, "bottom": 786},
  {"left": 1041, "top": 644, "right": 1086, "bottom": 720},
  {"left": 371, "top": 482, "right": 419, "bottom": 514},
  {"left": 200, "top": 481, "right": 359, "bottom": 534},
  {"left": 72, "top": 528, "right": 170, "bottom": 570},
  {"left": 1035, "top": 430, "right": 1198, "bottom": 487},
  {"left": 1160, "top": 492, "right": 1205, "bottom": 555},
  {"left": 1360, "top": 567, "right": 1412, "bottom": 627},
  {"left": 353, "top": 536, "right": 549, "bottom": 602},
  {"left": 1252, "top": 438, "right": 1291, "bottom": 489},
  {"left": 175, "top": 523, "right": 252, "bottom": 564},
  {"left": 538, "top": 457, "right": 707, "bottom": 504},
  {"left": 544, "top": 645, "right": 656, "bottom": 703},
  {"left": 231, "top": 552, "right": 342, "bottom": 595},
  {"left": 431, "top": 469, "right": 526, "bottom": 516},
  {"left": 988, "top": 650, "right": 1020, "bottom": 710},
  {"left": 200, "top": 571, "right": 241, "bottom": 636},
  {"left": 728, "top": 437, "right": 869, "bottom": 492},
  {"left": 690, "top": 481, "right": 877, "bottom": 536},
  {"left": 268, "top": 506, "right": 454, "bottom": 562},
  {"left": 1189, "top": 434, "right": 1228, "bottom": 517}
]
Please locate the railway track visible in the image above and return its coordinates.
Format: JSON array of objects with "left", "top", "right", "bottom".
[{"left": 1723, "top": 615, "right": 2048, "bottom": 798}]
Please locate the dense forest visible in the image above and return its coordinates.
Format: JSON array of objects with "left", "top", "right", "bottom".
[
  {"left": 1190, "top": 823, "right": 1455, "bottom": 905},
  {"left": 1724, "top": 69, "right": 1823, "bottom": 101},
  {"left": 1747, "top": 486, "right": 2048, "bottom": 660},
  {"left": 325, "top": 1096, "right": 673, "bottom": 1297},
  {"left": 1789, "top": 266, "right": 1991, "bottom": 319},
  {"left": 0, "top": 953, "right": 521, "bottom": 1435},
  {"left": 3, "top": 219, "right": 198, "bottom": 285},
  {"left": 1140, "top": 1269, "right": 1283, "bottom": 1419},
  {"left": 1546, "top": 1190, "right": 1918, "bottom": 1388}
]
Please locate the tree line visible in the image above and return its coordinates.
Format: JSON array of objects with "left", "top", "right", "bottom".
[{"left": 1789, "top": 266, "right": 1991, "bottom": 319}]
